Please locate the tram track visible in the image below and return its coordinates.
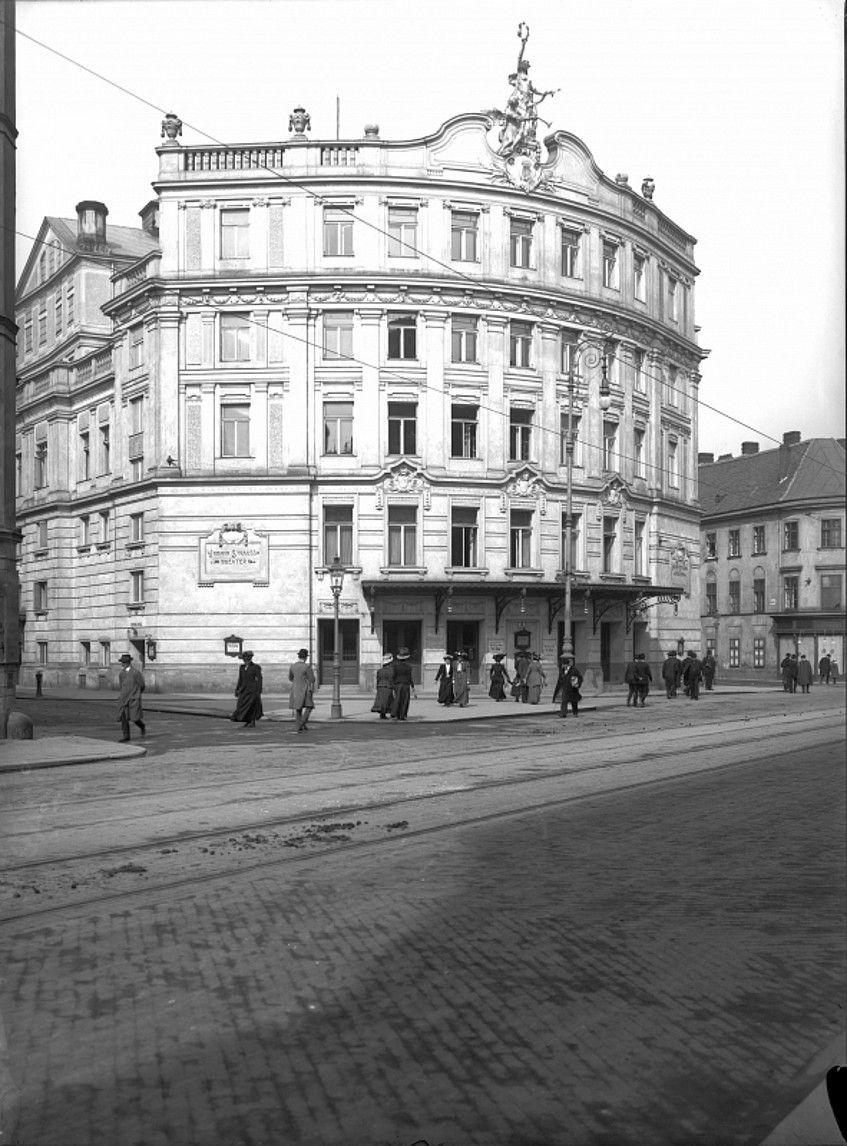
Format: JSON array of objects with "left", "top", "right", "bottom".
[{"left": 2, "top": 727, "right": 842, "bottom": 927}]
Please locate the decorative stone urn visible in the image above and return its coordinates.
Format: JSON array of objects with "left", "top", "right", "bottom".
[
  {"left": 641, "top": 177, "right": 655, "bottom": 200},
  {"left": 289, "top": 106, "right": 311, "bottom": 138},
  {"left": 161, "top": 112, "right": 183, "bottom": 145}
]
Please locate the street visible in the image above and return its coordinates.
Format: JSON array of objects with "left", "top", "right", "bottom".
[{"left": 0, "top": 688, "right": 844, "bottom": 1145}]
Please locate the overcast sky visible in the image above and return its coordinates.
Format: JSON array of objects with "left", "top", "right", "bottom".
[{"left": 14, "top": 0, "right": 845, "bottom": 457}]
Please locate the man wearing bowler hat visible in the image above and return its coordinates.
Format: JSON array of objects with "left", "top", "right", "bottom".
[
  {"left": 116, "top": 653, "right": 146, "bottom": 742},
  {"left": 390, "top": 647, "right": 416, "bottom": 720}
]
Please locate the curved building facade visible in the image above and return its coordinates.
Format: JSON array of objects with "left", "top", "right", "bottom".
[{"left": 16, "top": 69, "right": 706, "bottom": 692}]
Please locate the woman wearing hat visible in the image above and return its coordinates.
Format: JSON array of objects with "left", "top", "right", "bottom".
[
  {"left": 452, "top": 652, "right": 470, "bottom": 707},
  {"left": 371, "top": 654, "right": 396, "bottom": 719},
  {"left": 488, "top": 653, "right": 511, "bottom": 701},
  {"left": 553, "top": 654, "right": 584, "bottom": 718},
  {"left": 289, "top": 648, "right": 316, "bottom": 732},
  {"left": 116, "top": 653, "right": 146, "bottom": 742},
  {"left": 434, "top": 655, "right": 454, "bottom": 706},
  {"left": 389, "top": 647, "right": 416, "bottom": 720},
  {"left": 524, "top": 653, "right": 546, "bottom": 704},
  {"left": 231, "top": 650, "right": 263, "bottom": 728}
]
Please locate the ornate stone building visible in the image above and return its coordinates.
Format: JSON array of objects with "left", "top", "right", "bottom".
[
  {"left": 16, "top": 37, "right": 706, "bottom": 692},
  {"left": 699, "top": 435, "right": 845, "bottom": 676}
]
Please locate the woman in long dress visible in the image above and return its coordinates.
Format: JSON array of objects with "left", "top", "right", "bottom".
[
  {"left": 435, "top": 656, "right": 454, "bottom": 705},
  {"left": 524, "top": 654, "right": 546, "bottom": 705},
  {"left": 390, "top": 648, "right": 416, "bottom": 720},
  {"left": 451, "top": 653, "right": 470, "bottom": 708},
  {"left": 231, "top": 650, "right": 263, "bottom": 727},
  {"left": 488, "top": 654, "right": 511, "bottom": 701},
  {"left": 371, "top": 654, "right": 395, "bottom": 719}
]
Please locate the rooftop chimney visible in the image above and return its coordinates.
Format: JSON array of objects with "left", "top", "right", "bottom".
[
  {"left": 75, "top": 200, "right": 108, "bottom": 252},
  {"left": 741, "top": 441, "right": 759, "bottom": 455},
  {"left": 698, "top": 452, "right": 714, "bottom": 465},
  {"left": 717, "top": 453, "right": 733, "bottom": 461},
  {"left": 363, "top": 123, "right": 380, "bottom": 138},
  {"left": 139, "top": 200, "right": 159, "bottom": 239},
  {"left": 782, "top": 431, "right": 801, "bottom": 447}
]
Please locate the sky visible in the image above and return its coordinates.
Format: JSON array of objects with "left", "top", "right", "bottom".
[{"left": 13, "top": 0, "right": 845, "bottom": 458}]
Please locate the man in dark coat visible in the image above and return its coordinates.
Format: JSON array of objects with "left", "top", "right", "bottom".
[
  {"left": 702, "top": 651, "right": 716, "bottom": 690},
  {"left": 117, "top": 653, "right": 146, "bottom": 742},
  {"left": 796, "top": 654, "right": 814, "bottom": 693},
  {"left": 819, "top": 652, "right": 831, "bottom": 685},
  {"left": 231, "top": 650, "right": 263, "bottom": 727},
  {"left": 661, "top": 650, "right": 681, "bottom": 698},
  {"left": 371, "top": 653, "right": 395, "bottom": 719},
  {"left": 624, "top": 653, "right": 651, "bottom": 707},
  {"left": 780, "top": 654, "right": 794, "bottom": 692},
  {"left": 552, "top": 655, "right": 583, "bottom": 718},
  {"left": 390, "top": 647, "right": 416, "bottom": 720},
  {"left": 684, "top": 651, "right": 702, "bottom": 699}
]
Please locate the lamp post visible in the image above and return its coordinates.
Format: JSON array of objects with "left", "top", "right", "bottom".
[
  {"left": 561, "top": 338, "right": 613, "bottom": 662},
  {"left": 329, "top": 555, "right": 345, "bottom": 719}
]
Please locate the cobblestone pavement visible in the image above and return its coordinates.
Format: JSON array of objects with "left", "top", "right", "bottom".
[{"left": 1, "top": 705, "right": 844, "bottom": 1146}]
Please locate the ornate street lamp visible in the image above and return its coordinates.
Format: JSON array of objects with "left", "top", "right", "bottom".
[
  {"left": 329, "top": 555, "right": 345, "bottom": 719},
  {"left": 561, "top": 338, "right": 614, "bottom": 662}
]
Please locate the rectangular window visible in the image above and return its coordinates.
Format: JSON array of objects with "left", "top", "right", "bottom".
[
  {"left": 634, "top": 519, "right": 645, "bottom": 576},
  {"left": 729, "top": 580, "right": 741, "bottom": 614},
  {"left": 705, "top": 581, "right": 717, "bottom": 616},
  {"left": 451, "top": 211, "right": 479, "bottom": 262},
  {"left": 753, "top": 637, "right": 765, "bottom": 668},
  {"left": 634, "top": 428, "right": 646, "bottom": 478},
  {"left": 38, "top": 306, "right": 47, "bottom": 345},
  {"left": 34, "top": 438, "right": 48, "bottom": 489},
  {"left": 37, "top": 520, "right": 48, "bottom": 549},
  {"left": 821, "top": 519, "right": 842, "bottom": 548},
  {"left": 783, "top": 521, "right": 799, "bottom": 551},
  {"left": 387, "top": 207, "right": 417, "bottom": 257},
  {"left": 728, "top": 529, "right": 741, "bottom": 558},
  {"left": 387, "top": 314, "right": 417, "bottom": 360},
  {"left": 101, "top": 640, "right": 111, "bottom": 668},
  {"left": 99, "top": 422, "right": 111, "bottom": 475},
  {"left": 603, "top": 421, "right": 618, "bottom": 471},
  {"left": 561, "top": 510, "right": 582, "bottom": 571},
  {"left": 632, "top": 348, "right": 647, "bottom": 393},
  {"left": 66, "top": 284, "right": 74, "bottom": 325},
  {"left": 221, "top": 404, "right": 250, "bottom": 457},
  {"left": 79, "top": 428, "right": 91, "bottom": 481},
  {"left": 55, "top": 295, "right": 63, "bottom": 338},
  {"left": 129, "top": 396, "right": 144, "bottom": 481},
  {"left": 560, "top": 331, "right": 578, "bottom": 375},
  {"left": 80, "top": 641, "right": 91, "bottom": 667},
  {"left": 220, "top": 208, "right": 250, "bottom": 259},
  {"left": 510, "top": 217, "right": 533, "bottom": 268},
  {"left": 602, "top": 517, "right": 618, "bottom": 573},
  {"left": 99, "top": 509, "right": 110, "bottom": 544},
  {"left": 666, "top": 366, "right": 679, "bottom": 407},
  {"left": 509, "top": 408, "right": 533, "bottom": 462},
  {"left": 667, "top": 439, "right": 679, "bottom": 488},
  {"left": 323, "top": 311, "right": 354, "bottom": 360},
  {"left": 15, "top": 451, "right": 21, "bottom": 496},
  {"left": 783, "top": 575, "right": 799, "bottom": 611},
  {"left": 37, "top": 641, "right": 48, "bottom": 666},
  {"left": 753, "top": 577, "right": 766, "bottom": 613},
  {"left": 821, "top": 573, "right": 843, "bottom": 610},
  {"left": 451, "top": 506, "right": 478, "bottom": 567},
  {"left": 220, "top": 314, "right": 251, "bottom": 362},
  {"left": 24, "top": 314, "right": 33, "bottom": 352},
  {"left": 602, "top": 241, "right": 619, "bottom": 289},
  {"left": 130, "top": 570, "right": 145, "bottom": 604},
  {"left": 388, "top": 505, "right": 417, "bottom": 566},
  {"left": 451, "top": 315, "right": 478, "bottom": 363},
  {"left": 323, "top": 505, "right": 353, "bottom": 564},
  {"left": 560, "top": 412, "right": 582, "bottom": 466},
  {"left": 34, "top": 581, "right": 48, "bottom": 612},
  {"left": 509, "top": 509, "right": 533, "bottom": 568},
  {"left": 387, "top": 402, "right": 417, "bottom": 455},
  {"left": 80, "top": 515, "right": 91, "bottom": 547},
  {"left": 451, "top": 404, "right": 478, "bottom": 458},
  {"left": 129, "top": 328, "right": 144, "bottom": 370},
  {"left": 130, "top": 512, "right": 144, "bottom": 543},
  {"left": 560, "top": 228, "right": 581, "bottom": 277},
  {"left": 729, "top": 637, "right": 740, "bottom": 668},
  {"left": 634, "top": 253, "right": 646, "bottom": 301},
  {"left": 323, "top": 207, "right": 354, "bottom": 256},
  {"left": 705, "top": 532, "right": 716, "bottom": 559},
  {"left": 666, "top": 275, "right": 678, "bottom": 321},
  {"left": 752, "top": 524, "right": 766, "bottom": 555},
  {"left": 323, "top": 401, "right": 354, "bottom": 455},
  {"left": 509, "top": 320, "right": 532, "bottom": 368}
]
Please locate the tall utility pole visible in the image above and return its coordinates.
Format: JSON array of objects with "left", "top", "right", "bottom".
[{"left": 0, "top": 0, "right": 20, "bottom": 736}]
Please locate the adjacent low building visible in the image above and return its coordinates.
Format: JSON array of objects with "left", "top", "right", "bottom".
[
  {"left": 16, "top": 42, "right": 707, "bottom": 692},
  {"left": 698, "top": 434, "right": 845, "bottom": 677}
]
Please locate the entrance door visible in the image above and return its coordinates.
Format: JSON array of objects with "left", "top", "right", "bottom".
[
  {"left": 600, "top": 622, "right": 612, "bottom": 683},
  {"left": 447, "top": 621, "right": 480, "bottom": 684},
  {"left": 130, "top": 637, "right": 146, "bottom": 667},
  {"left": 318, "top": 619, "right": 360, "bottom": 686},
  {"left": 382, "top": 620, "right": 422, "bottom": 684}
]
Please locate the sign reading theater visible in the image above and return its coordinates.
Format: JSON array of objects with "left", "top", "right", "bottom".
[{"left": 199, "top": 524, "right": 269, "bottom": 586}]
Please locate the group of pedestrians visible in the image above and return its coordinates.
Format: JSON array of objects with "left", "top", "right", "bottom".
[
  {"left": 780, "top": 651, "right": 838, "bottom": 694},
  {"left": 228, "top": 647, "right": 318, "bottom": 732},
  {"left": 370, "top": 647, "right": 417, "bottom": 720},
  {"left": 434, "top": 652, "right": 471, "bottom": 707}
]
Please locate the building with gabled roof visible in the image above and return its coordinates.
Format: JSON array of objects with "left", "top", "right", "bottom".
[{"left": 698, "top": 433, "right": 846, "bottom": 677}]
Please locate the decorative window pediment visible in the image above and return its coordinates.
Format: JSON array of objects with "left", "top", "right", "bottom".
[
  {"left": 500, "top": 466, "right": 547, "bottom": 514},
  {"left": 375, "top": 462, "right": 430, "bottom": 509}
]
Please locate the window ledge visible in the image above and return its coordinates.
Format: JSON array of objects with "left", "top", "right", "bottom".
[
  {"left": 33, "top": 548, "right": 48, "bottom": 558},
  {"left": 599, "top": 573, "right": 626, "bottom": 582},
  {"left": 445, "top": 566, "right": 489, "bottom": 577},
  {"left": 95, "top": 542, "right": 110, "bottom": 552},
  {"left": 504, "top": 567, "right": 544, "bottom": 579},
  {"left": 379, "top": 566, "right": 428, "bottom": 576},
  {"left": 34, "top": 610, "right": 49, "bottom": 618},
  {"left": 126, "top": 602, "right": 146, "bottom": 613},
  {"left": 77, "top": 545, "right": 92, "bottom": 555},
  {"left": 126, "top": 541, "right": 145, "bottom": 551},
  {"left": 315, "top": 565, "right": 362, "bottom": 581}
]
